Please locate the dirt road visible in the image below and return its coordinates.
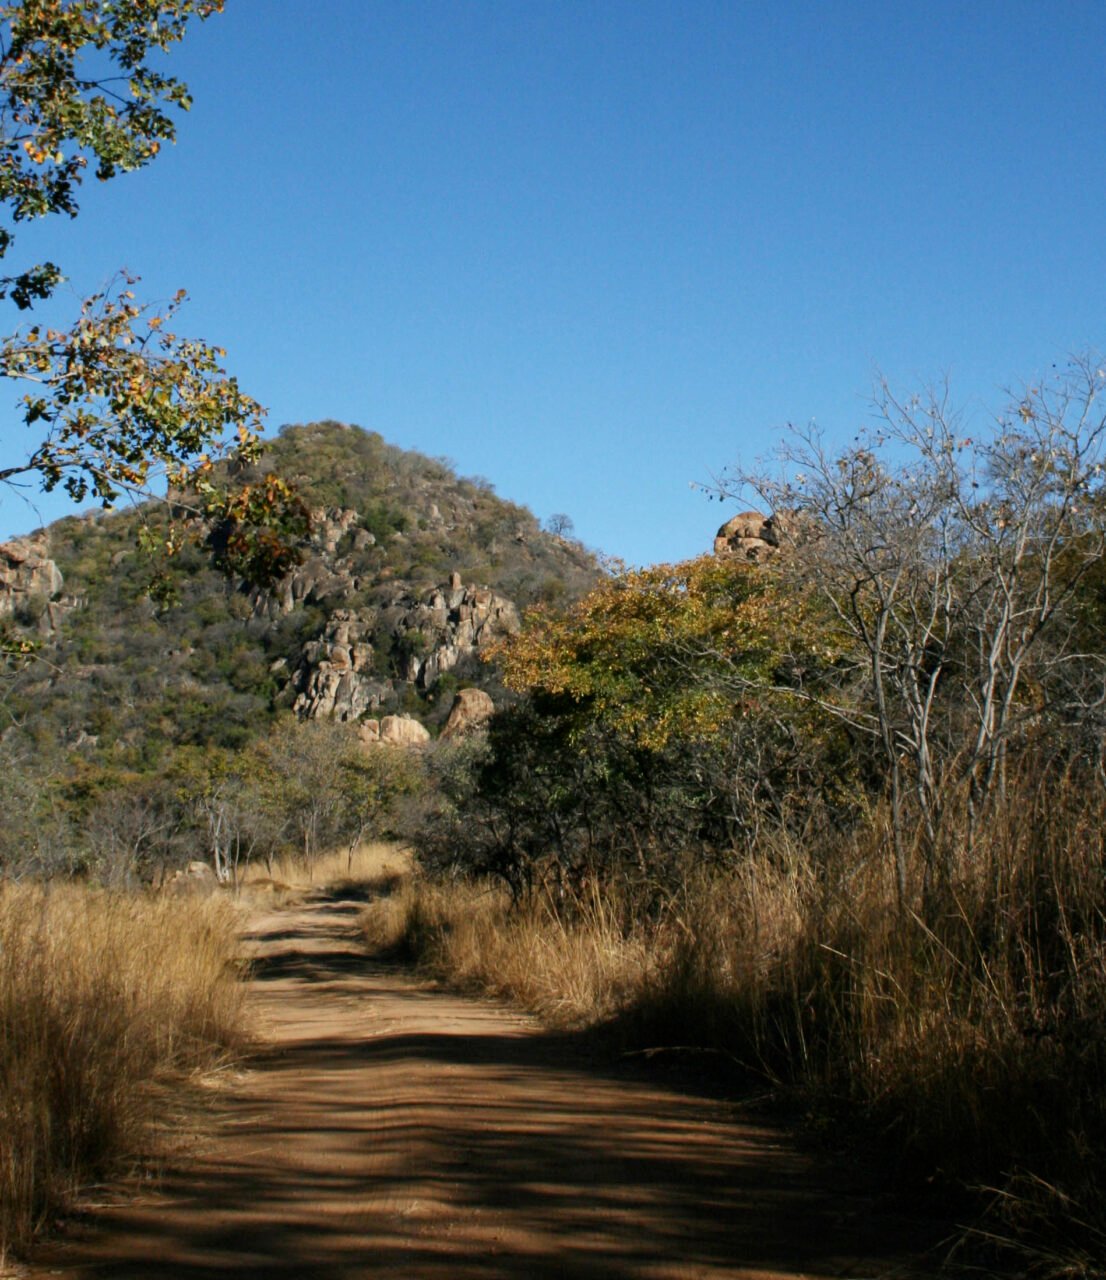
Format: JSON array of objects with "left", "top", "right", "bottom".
[{"left": 26, "top": 891, "right": 945, "bottom": 1279}]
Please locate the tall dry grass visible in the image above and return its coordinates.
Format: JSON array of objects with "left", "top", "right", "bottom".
[
  {"left": 370, "top": 776, "right": 1106, "bottom": 1273},
  {"left": 362, "top": 876, "right": 656, "bottom": 1027},
  {"left": 239, "top": 840, "right": 412, "bottom": 899},
  {"left": 0, "top": 883, "right": 246, "bottom": 1259}
]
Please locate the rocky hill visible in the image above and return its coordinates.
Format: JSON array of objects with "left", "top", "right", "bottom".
[{"left": 0, "top": 422, "right": 598, "bottom": 759}]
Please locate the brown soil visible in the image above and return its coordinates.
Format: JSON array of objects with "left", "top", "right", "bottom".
[{"left": 22, "top": 891, "right": 949, "bottom": 1279}]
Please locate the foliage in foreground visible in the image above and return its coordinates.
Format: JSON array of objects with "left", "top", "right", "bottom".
[
  {"left": 0, "top": 1, "right": 309, "bottom": 585},
  {"left": 434, "top": 361, "right": 1106, "bottom": 915},
  {"left": 0, "top": 882, "right": 245, "bottom": 1258},
  {"left": 411, "top": 553, "right": 858, "bottom": 897}
]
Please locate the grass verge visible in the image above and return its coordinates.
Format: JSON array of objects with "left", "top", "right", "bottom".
[
  {"left": 0, "top": 883, "right": 246, "bottom": 1260},
  {"left": 363, "top": 876, "right": 654, "bottom": 1026}
]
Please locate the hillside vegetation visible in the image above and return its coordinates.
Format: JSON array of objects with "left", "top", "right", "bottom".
[{"left": 0, "top": 421, "right": 596, "bottom": 882}]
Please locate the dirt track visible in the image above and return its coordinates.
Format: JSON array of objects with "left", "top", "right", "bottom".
[{"left": 25, "top": 891, "right": 945, "bottom": 1279}]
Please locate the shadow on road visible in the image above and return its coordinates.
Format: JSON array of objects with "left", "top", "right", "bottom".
[{"left": 34, "top": 891, "right": 948, "bottom": 1280}]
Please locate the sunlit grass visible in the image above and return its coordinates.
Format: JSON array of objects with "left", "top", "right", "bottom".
[
  {"left": 239, "top": 840, "right": 412, "bottom": 899},
  {"left": 363, "top": 876, "right": 652, "bottom": 1026},
  {"left": 0, "top": 884, "right": 246, "bottom": 1259}
]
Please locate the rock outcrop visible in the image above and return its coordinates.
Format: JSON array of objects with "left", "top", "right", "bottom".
[
  {"left": 398, "top": 578, "right": 520, "bottom": 690},
  {"left": 250, "top": 507, "right": 370, "bottom": 620},
  {"left": 713, "top": 511, "right": 788, "bottom": 561},
  {"left": 440, "top": 687, "right": 495, "bottom": 740},
  {"left": 291, "top": 574, "right": 519, "bottom": 723},
  {"left": 290, "top": 610, "right": 387, "bottom": 721},
  {"left": 0, "top": 533, "right": 64, "bottom": 627}
]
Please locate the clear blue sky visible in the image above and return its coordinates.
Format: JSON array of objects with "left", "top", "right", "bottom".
[{"left": 2, "top": 0, "right": 1105, "bottom": 565}]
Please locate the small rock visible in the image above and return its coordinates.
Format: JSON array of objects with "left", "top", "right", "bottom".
[{"left": 379, "top": 715, "right": 431, "bottom": 748}]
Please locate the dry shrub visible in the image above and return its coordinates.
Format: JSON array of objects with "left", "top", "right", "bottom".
[
  {"left": 638, "top": 779, "right": 1106, "bottom": 1274},
  {"left": 0, "top": 883, "right": 246, "bottom": 1259}
]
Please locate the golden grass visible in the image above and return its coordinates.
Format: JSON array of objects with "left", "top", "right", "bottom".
[
  {"left": 0, "top": 883, "right": 246, "bottom": 1260},
  {"left": 362, "top": 877, "right": 655, "bottom": 1027},
  {"left": 240, "top": 841, "right": 412, "bottom": 897}
]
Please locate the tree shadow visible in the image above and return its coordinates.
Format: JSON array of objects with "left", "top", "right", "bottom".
[{"left": 33, "top": 894, "right": 951, "bottom": 1280}]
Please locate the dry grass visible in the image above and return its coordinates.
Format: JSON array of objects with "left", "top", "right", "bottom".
[
  {"left": 376, "top": 779, "right": 1106, "bottom": 1274},
  {"left": 240, "top": 841, "right": 412, "bottom": 899},
  {"left": 362, "top": 877, "right": 655, "bottom": 1027},
  {"left": 0, "top": 883, "right": 247, "bottom": 1260}
]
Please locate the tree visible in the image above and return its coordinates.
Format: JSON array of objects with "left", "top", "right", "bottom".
[
  {"left": 545, "top": 512, "right": 574, "bottom": 539},
  {"left": 496, "top": 554, "right": 817, "bottom": 751},
  {"left": 0, "top": 2, "right": 307, "bottom": 588},
  {"left": 0, "top": 732, "right": 75, "bottom": 876},
  {"left": 437, "top": 555, "right": 847, "bottom": 894},
  {"left": 722, "top": 357, "right": 1106, "bottom": 901},
  {"left": 83, "top": 773, "right": 184, "bottom": 885},
  {"left": 251, "top": 720, "right": 413, "bottom": 873},
  {"left": 334, "top": 745, "right": 419, "bottom": 873}
]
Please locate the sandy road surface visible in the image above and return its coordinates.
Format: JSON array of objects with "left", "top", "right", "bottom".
[{"left": 24, "top": 891, "right": 945, "bottom": 1279}]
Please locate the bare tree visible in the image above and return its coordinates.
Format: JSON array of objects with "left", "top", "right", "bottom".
[
  {"left": 723, "top": 356, "right": 1106, "bottom": 902},
  {"left": 86, "top": 785, "right": 185, "bottom": 887},
  {"left": 545, "top": 513, "right": 575, "bottom": 539}
]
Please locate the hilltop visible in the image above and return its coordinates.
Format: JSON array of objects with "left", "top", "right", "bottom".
[{"left": 0, "top": 421, "right": 599, "bottom": 760}]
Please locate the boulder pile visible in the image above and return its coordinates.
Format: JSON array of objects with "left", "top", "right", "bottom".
[
  {"left": 713, "top": 511, "right": 791, "bottom": 561},
  {"left": 290, "top": 573, "right": 518, "bottom": 723},
  {"left": 0, "top": 533, "right": 63, "bottom": 615}
]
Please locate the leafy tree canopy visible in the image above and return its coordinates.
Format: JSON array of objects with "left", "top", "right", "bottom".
[
  {"left": 0, "top": 1, "right": 307, "bottom": 590},
  {"left": 494, "top": 554, "right": 826, "bottom": 750}
]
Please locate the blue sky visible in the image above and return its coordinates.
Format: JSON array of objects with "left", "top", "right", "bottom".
[{"left": 2, "top": 0, "right": 1105, "bottom": 565}]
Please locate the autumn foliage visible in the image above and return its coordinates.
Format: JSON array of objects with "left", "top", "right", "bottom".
[
  {"left": 0, "top": 2, "right": 308, "bottom": 591},
  {"left": 410, "top": 555, "right": 853, "bottom": 896},
  {"left": 494, "top": 554, "right": 814, "bottom": 748}
]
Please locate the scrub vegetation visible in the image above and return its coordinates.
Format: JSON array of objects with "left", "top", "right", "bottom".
[
  {"left": 0, "top": 422, "right": 596, "bottom": 885},
  {"left": 11, "top": 4, "right": 1103, "bottom": 1274},
  {"left": 3, "top": 59, "right": 1104, "bottom": 1255}
]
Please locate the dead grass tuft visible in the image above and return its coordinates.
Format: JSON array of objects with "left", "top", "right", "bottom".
[{"left": 362, "top": 877, "right": 654, "bottom": 1027}]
